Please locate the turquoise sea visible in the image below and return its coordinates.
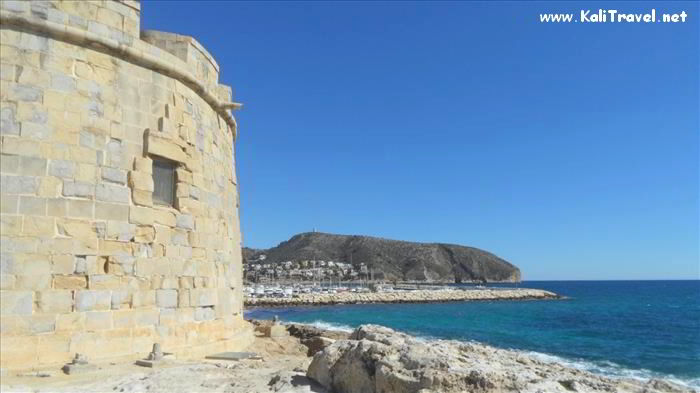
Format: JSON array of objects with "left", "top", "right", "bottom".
[{"left": 246, "top": 280, "right": 700, "bottom": 389}]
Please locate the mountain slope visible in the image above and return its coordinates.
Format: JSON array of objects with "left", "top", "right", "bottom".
[{"left": 244, "top": 232, "right": 521, "bottom": 283}]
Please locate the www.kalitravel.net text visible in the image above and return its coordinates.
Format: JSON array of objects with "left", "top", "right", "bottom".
[{"left": 540, "top": 9, "right": 689, "bottom": 23}]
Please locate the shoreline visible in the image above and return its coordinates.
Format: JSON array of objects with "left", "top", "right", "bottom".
[
  {"left": 1, "top": 319, "right": 694, "bottom": 393},
  {"left": 245, "top": 287, "right": 560, "bottom": 307},
  {"left": 291, "top": 321, "right": 696, "bottom": 393},
  {"left": 284, "top": 320, "right": 698, "bottom": 390}
]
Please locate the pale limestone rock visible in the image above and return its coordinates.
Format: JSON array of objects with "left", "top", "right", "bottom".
[
  {"left": 128, "top": 170, "right": 154, "bottom": 191},
  {"left": 36, "top": 290, "right": 73, "bottom": 313},
  {"left": 106, "top": 220, "right": 135, "bottom": 242},
  {"left": 37, "top": 176, "right": 62, "bottom": 198},
  {"left": 133, "top": 156, "right": 152, "bottom": 173},
  {"left": 189, "top": 288, "right": 216, "bottom": 306},
  {"left": 10, "top": 85, "right": 43, "bottom": 102},
  {"left": 27, "top": 314, "right": 56, "bottom": 334},
  {"left": 0, "top": 290, "right": 33, "bottom": 315},
  {"left": 62, "top": 180, "right": 94, "bottom": 198},
  {"left": 307, "top": 325, "right": 695, "bottom": 393},
  {"left": 18, "top": 156, "right": 47, "bottom": 176},
  {"left": 57, "top": 219, "right": 96, "bottom": 239},
  {"left": 101, "top": 167, "right": 127, "bottom": 184},
  {"left": 53, "top": 275, "right": 87, "bottom": 290},
  {"left": 132, "top": 189, "right": 153, "bottom": 206},
  {"left": 96, "top": 183, "right": 130, "bottom": 203},
  {"left": 153, "top": 209, "right": 176, "bottom": 226},
  {"left": 46, "top": 198, "right": 67, "bottom": 216},
  {"left": 52, "top": 254, "right": 75, "bottom": 274},
  {"left": 2, "top": 175, "right": 39, "bottom": 194},
  {"left": 95, "top": 202, "right": 129, "bottom": 221},
  {"left": 175, "top": 168, "right": 192, "bottom": 183},
  {"left": 194, "top": 306, "right": 215, "bottom": 321},
  {"left": 175, "top": 213, "right": 194, "bottom": 230},
  {"left": 50, "top": 73, "right": 76, "bottom": 93},
  {"left": 129, "top": 206, "right": 154, "bottom": 225},
  {"left": 75, "top": 290, "right": 111, "bottom": 312},
  {"left": 156, "top": 289, "right": 177, "bottom": 308},
  {"left": 18, "top": 196, "right": 46, "bottom": 216},
  {"left": 0, "top": 274, "right": 16, "bottom": 289},
  {"left": 0, "top": 215, "right": 22, "bottom": 236},
  {"left": 67, "top": 199, "right": 93, "bottom": 218},
  {"left": 20, "top": 122, "right": 51, "bottom": 140},
  {"left": 145, "top": 130, "right": 187, "bottom": 162},
  {"left": 85, "top": 311, "right": 113, "bottom": 330},
  {"left": 132, "top": 290, "right": 156, "bottom": 308},
  {"left": 134, "top": 225, "right": 155, "bottom": 243},
  {"left": 0, "top": 155, "right": 19, "bottom": 173},
  {"left": 15, "top": 274, "right": 51, "bottom": 290},
  {"left": 88, "top": 274, "right": 121, "bottom": 290},
  {"left": 133, "top": 258, "right": 152, "bottom": 278}
]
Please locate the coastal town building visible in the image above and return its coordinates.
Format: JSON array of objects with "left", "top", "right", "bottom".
[
  {"left": 243, "top": 257, "right": 367, "bottom": 283},
  {"left": 0, "top": 0, "right": 251, "bottom": 370}
]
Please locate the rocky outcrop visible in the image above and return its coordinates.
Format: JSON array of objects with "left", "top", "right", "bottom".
[
  {"left": 286, "top": 323, "right": 350, "bottom": 341},
  {"left": 285, "top": 323, "right": 348, "bottom": 356},
  {"left": 307, "top": 325, "right": 694, "bottom": 393},
  {"left": 246, "top": 288, "right": 559, "bottom": 307},
  {"left": 245, "top": 232, "right": 521, "bottom": 283}
]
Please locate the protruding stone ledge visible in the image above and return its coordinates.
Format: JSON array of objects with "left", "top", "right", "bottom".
[{"left": 0, "top": 11, "right": 242, "bottom": 140}]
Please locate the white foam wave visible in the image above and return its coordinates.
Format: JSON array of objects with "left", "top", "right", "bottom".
[
  {"left": 287, "top": 320, "right": 355, "bottom": 333},
  {"left": 279, "top": 320, "right": 699, "bottom": 390},
  {"left": 391, "top": 330, "right": 700, "bottom": 390},
  {"left": 522, "top": 350, "right": 699, "bottom": 390}
]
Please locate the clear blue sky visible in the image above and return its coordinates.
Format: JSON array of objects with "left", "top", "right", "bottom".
[{"left": 143, "top": 2, "right": 699, "bottom": 280}]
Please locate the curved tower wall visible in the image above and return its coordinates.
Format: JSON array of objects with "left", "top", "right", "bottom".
[{"left": 0, "top": 0, "right": 250, "bottom": 370}]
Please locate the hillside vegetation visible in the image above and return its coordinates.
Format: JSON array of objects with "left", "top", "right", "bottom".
[{"left": 244, "top": 232, "right": 521, "bottom": 283}]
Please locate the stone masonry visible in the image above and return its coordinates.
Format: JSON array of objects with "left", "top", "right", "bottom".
[{"left": 0, "top": 0, "right": 251, "bottom": 370}]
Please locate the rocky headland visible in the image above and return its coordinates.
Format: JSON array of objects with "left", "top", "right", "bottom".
[
  {"left": 245, "top": 287, "right": 560, "bottom": 307},
  {"left": 245, "top": 232, "right": 522, "bottom": 282}
]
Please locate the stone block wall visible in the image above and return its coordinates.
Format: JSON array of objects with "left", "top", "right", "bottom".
[{"left": 0, "top": 0, "right": 250, "bottom": 370}]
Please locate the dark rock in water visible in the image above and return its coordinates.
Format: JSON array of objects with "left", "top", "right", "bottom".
[
  {"left": 286, "top": 323, "right": 350, "bottom": 341},
  {"left": 286, "top": 324, "right": 326, "bottom": 340},
  {"left": 244, "top": 232, "right": 521, "bottom": 283},
  {"left": 301, "top": 336, "right": 335, "bottom": 356}
]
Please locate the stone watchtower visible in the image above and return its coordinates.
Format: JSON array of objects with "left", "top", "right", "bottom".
[{"left": 0, "top": 0, "right": 251, "bottom": 370}]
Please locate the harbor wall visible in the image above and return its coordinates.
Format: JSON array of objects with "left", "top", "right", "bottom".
[{"left": 245, "top": 288, "right": 560, "bottom": 307}]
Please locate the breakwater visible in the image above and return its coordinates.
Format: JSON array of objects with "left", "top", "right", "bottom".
[{"left": 245, "top": 288, "right": 559, "bottom": 307}]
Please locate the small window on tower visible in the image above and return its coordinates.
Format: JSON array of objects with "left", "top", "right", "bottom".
[{"left": 152, "top": 158, "right": 176, "bottom": 207}]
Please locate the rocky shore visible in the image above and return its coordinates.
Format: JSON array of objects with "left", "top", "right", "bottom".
[
  {"left": 304, "top": 324, "right": 695, "bottom": 393},
  {"left": 1, "top": 321, "right": 694, "bottom": 393},
  {"left": 245, "top": 287, "right": 560, "bottom": 307}
]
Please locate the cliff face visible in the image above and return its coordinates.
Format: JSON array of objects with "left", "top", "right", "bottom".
[{"left": 245, "top": 232, "right": 521, "bottom": 283}]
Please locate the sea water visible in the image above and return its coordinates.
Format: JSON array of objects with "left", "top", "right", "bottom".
[{"left": 246, "top": 280, "right": 700, "bottom": 389}]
